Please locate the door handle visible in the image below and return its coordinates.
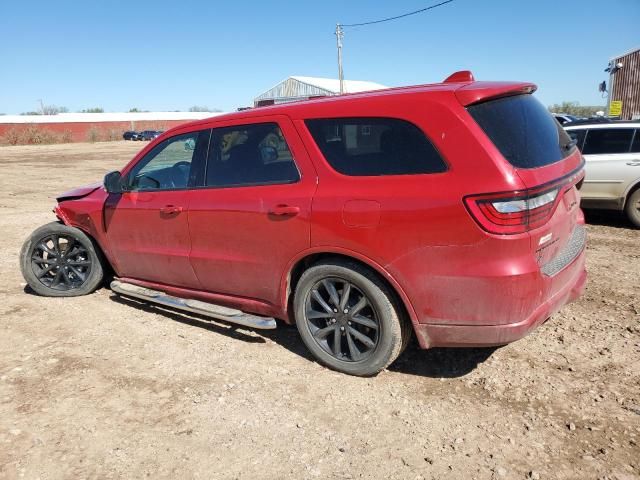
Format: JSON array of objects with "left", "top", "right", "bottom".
[
  {"left": 160, "top": 205, "right": 183, "bottom": 214},
  {"left": 626, "top": 162, "right": 640, "bottom": 167},
  {"left": 269, "top": 205, "right": 300, "bottom": 216}
]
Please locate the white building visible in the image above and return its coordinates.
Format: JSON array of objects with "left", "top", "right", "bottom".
[{"left": 254, "top": 76, "right": 387, "bottom": 107}]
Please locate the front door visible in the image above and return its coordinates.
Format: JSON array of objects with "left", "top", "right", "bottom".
[
  {"left": 187, "top": 117, "right": 317, "bottom": 305},
  {"left": 105, "top": 129, "right": 210, "bottom": 288}
]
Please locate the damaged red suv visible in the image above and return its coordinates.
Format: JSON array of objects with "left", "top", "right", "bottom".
[{"left": 20, "top": 71, "right": 587, "bottom": 376}]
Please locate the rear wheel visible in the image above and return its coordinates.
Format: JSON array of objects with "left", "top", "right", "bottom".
[
  {"left": 625, "top": 188, "right": 640, "bottom": 228},
  {"left": 20, "top": 222, "right": 104, "bottom": 297},
  {"left": 294, "top": 260, "right": 406, "bottom": 376}
]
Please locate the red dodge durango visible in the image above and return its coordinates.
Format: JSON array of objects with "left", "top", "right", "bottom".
[{"left": 20, "top": 71, "right": 587, "bottom": 376}]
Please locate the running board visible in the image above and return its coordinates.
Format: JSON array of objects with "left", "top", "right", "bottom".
[{"left": 110, "top": 280, "right": 277, "bottom": 330}]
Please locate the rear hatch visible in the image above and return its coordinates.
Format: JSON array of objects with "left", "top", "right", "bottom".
[{"left": 463, "top": 91, "right": 585, "bottom": 271}]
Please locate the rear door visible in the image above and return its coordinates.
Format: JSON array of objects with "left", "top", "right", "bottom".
[
  {"left": 578, "top": 127, "right": 637, "bottom": 202},
  {"left": 186, "top": 115, "right": 317, "bottom": 306}
]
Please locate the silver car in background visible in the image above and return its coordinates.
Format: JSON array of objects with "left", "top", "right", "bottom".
[{"left": 565, "top": 122, "right": 640, "bottom": 227}]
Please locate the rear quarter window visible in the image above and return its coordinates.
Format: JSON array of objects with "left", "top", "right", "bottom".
[
  {"left": 566, "top": 129, "right": 586, "bottom": 151},
  {"left": 467, "top": 94, "right": 575, "bottom": 169},
  {"left": 305, "top": 117, "right": 447, "bottom": 176}
]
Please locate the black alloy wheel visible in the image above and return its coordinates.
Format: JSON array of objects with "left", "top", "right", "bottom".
[
  {"left": 20, "top": 222, "right": 104, "bottom": 297},
  {"left": 294, "top": 260, "right": 407, "bottom": 376},
  {"left": 31, "top": 234, "right": 92, "bottom": 291},
  {"left": 305, "top": 277, "right": 380, "bottom": 362}
]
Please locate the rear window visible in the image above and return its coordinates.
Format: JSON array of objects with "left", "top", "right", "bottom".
[
  {"left": 305, "top": 117, "right": 447, "bottom": 176},
  {"left": 582, "top": 128, "right": 634, "bottom": 154},
  {"left": 467, "top": 94, "right": 575, "bottom": 169}
]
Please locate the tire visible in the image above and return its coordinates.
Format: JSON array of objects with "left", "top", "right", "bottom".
[
  {"left": 625, "top": 188, "right": 640, "bottom": 228},
  {"left": 293, "top": 259, "right": 407, "bottom": 376},
  {"left": 20, "top": 222, "right": 105, "bottom": 297}
]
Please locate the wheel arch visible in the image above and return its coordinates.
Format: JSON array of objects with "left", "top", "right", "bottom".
[
  {"left": 53, "top": 209, "right": 115, "bottom": 276},
  {"left": 623, "top": 178, "right": 640, "bottom": 207},
  {"left": 281, "top": 248, "right": 418, "bottom": 328}
]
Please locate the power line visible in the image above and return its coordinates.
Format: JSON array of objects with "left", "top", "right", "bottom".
[
  {"left": 334, "top": 0, "right": 455, "bottom": 94},
  {"left": 341, "top": 0, "right": 454, "bottom": 28}
]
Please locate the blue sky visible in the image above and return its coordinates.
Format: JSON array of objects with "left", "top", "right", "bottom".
[{"left": 0, "top": 0, "right": 638, "bottom": 114}]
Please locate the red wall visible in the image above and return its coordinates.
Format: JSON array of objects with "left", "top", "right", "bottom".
[{"left": 0, "top": 120, "right": 193, "bottom": 144}]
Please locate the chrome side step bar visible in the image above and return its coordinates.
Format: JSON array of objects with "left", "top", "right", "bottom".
[{"left": 110, "top": 280, "right": 277, "bottom": 330}]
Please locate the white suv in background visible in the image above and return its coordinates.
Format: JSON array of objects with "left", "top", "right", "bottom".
[
  {"left": 553, "top": 113, "right": 580, "bottom": 125},
  {"left": 565, "top": 122, "right": 640, "bottom": 227}
]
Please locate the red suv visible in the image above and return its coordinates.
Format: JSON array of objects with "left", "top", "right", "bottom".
[{"left": 20, "top": 71, "right": 587, "bottom": 376}]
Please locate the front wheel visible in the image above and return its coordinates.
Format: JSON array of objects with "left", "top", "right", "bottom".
[
  {"left": 294, "top": 260, "right": 407, "bottom": 376},
  {"left": 625, "top": 188, "right": 640, "bottom": 228},
  {"left": 20, "top": 222, "right": 104, "bottom": 297}
]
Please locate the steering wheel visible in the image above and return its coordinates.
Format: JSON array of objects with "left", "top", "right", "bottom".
[
  {"left": 170, "top": 161, "right": 191, "bottom": 188},
  {"left": 133, "top": 174, "right": 160, "bottom": 189}
]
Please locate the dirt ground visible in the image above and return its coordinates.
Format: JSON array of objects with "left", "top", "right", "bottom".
[{"left": 0, "top": 141, "right": 638, "bottom": 480}]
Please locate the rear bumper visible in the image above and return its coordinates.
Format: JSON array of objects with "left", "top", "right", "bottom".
[{"left": 414, "top": 248, "right": 587, "bottom": 348}]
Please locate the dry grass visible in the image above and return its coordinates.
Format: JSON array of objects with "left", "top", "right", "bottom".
[{"left": 2, "top": 125, "right": 59, "bottom": 145}]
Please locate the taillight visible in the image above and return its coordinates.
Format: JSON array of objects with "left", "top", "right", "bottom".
[
  {"left": 465, "top": 187, "right": 560, "bottom": 234},
  {"left": 465, "top": 165, "right": 585, "bottom": 235},
  {"left": 465, "top": 167, "right": 585, "bottom": 235}
]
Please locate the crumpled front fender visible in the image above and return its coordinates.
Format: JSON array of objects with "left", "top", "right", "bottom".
[{"left": 56, "top": 181, "right": 103, "bottom": 203}]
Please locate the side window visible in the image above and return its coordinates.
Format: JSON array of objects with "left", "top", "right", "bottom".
[
  {"left": 582, "top": 129, "right": 634, "bottom": 155},
  {"left": 206, "top": 122, "right": 300, "bottom": 187},
  {"left": 567, "top": 129, "right": 586, "bottom": 151},
  {"left": 632, "top": 130, "right": 640, "bottom": 153},
  {"left": 305, "top": 117, "right": 447, "bottom": 176},
  {"left": 126, "top": 131, "right": 209, "bottom": 191}
]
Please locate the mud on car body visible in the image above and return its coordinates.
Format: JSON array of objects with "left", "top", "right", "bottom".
[{"left": 21, "top": 71, "right": 587, "bottom": 376}]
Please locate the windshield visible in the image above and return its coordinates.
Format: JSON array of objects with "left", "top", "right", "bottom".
[{"left": 467, "top": 94, "right": 575, "bottom": 169}]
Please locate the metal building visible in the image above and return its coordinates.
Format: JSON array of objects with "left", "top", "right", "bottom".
[
  {"left": 607, "top": 46, "right": 640, "bottom": 120},
  {"left": 254, "top": 76, "right": 387, "bottom": 107},
  {"left": 0, "top": 112, "right": 217, "bottom": 144}
]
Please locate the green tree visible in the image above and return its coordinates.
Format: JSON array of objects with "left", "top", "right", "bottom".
[
  {"left": 548, "top": 102, "right": 605, "bottom": 118},
  {"left": 41, "top": 104, "right": 67, "bottom": 115},
  {"left": 81, "top": 107, "right": 104, "bottom": 113}
]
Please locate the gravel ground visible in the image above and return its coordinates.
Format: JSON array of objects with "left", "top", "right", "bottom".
[{"left": 0, "top": 142, "right": 638, "bottom": 480}]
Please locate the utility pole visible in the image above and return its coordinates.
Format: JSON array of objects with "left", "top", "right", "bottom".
[
  {"left": 335, "top": 23, "right": 344, "bottom": 94},
  {"left": 333, "top": 2, "right": 454, "bottom": 95}
]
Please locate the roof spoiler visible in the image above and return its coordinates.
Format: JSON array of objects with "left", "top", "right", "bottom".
[
  {"left": 441, "top": 71, "right": 537, "bottom": 106},
  {"left": 455, "top": 82, "right": 537, "bottom": 106}
]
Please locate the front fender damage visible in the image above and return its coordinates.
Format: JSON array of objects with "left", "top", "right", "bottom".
[{"left": 56, "top": 182, "right": 102, "bottom": 203}]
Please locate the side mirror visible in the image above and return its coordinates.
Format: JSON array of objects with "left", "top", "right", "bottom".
[{"left": 104, "top": 170, "right": 123, "bottom": 194}]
